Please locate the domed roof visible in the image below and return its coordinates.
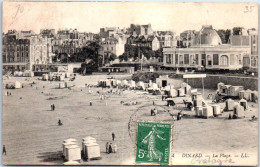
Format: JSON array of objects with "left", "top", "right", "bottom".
[{"left": 193, "top": 25, "right": 222, "bottom": 46}]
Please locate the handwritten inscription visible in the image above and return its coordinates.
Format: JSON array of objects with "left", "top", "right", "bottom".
[
  {"left": 179, "top": 153, "right": 250, "bottom": 165},
  {"left": 244, "top": 6, "right": 254, "bottom": 13}
]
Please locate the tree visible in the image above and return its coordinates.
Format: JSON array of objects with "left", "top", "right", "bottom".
[
  {"left": 217, "top": 29, "right": 226, "bottom": 43},
  {"left": 108, "top": 53, "right": 117, "bottom": 62},
  {"left": 225, "top": 29, "right": 231, "bottom": 43},
  {"left": 233, "top": 27, "right": 244, "bottom": 35}
]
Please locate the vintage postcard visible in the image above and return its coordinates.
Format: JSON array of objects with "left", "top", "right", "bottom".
[{"left": 2, "top": 1, "right": 258, "bottom": 166}]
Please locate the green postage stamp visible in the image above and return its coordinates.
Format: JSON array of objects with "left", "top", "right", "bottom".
[{"left": 135, "top": 121, "right": 173, "bottom": 165}]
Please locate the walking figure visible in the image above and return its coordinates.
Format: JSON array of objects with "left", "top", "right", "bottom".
[
  {"left": 53, "top": 104, "right": 55, "bottom": 111},
  {"left": 142, "top": 125, "right": 165, "bottom": 161},
  {"left": 112, "top": 132, "right": 115, "bottom": 141},
  {"left": 51, "top": 104, "right": 53, "bottom": 111},
  {"left": 2, "top": 145, "right": 6, "bottom": 155}
]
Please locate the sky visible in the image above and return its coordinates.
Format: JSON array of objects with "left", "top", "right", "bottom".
[{"left": 2, "top": 2, "right": 258, "bottom": 35}]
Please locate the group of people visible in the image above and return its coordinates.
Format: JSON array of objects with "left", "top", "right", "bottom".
[
  {"left": 106, "top": 132, "right": 117, "bottom": 154},
  {"left": 51, "top": 104, "right": 55, "bottom": 111},
  {"left": 5, "top": 91, "right": 11, "bottom": 96}
]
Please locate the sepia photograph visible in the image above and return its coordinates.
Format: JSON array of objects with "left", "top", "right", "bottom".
[{"left": 2, "top": 1, "right": 258, "bottom": 165}]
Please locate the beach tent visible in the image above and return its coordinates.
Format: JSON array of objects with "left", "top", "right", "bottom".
[
  {"left": 239, "top": 99, "right": 248, "bottom": 110},
  {"left": 225, "top": 99, "right": 234, "bottom": 111}
]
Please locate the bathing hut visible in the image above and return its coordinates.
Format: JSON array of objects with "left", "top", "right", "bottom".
[
  {"left": 15, "top": 81, "right": 22, "bottom": 89},
  {"left": 202, "top": 105, "right": 213, "bottom": 118},
  {"left": 212, "top": 104, "right": 221, "bottom": 116},
  {"left": 177, "top": 88, "right": 185, "bottom": 97},
  {"left": 59, "top": 82, "right": 65, "bottom": 89},
  {"left": 251, "top": 91, "right": 258, "bottom": 102},
  {"left": 239, "top": 99, "right": 248, "bottom": 110},
  {"left": 220, "top": 85, "right": 232, "bottom": 95},
  {"left": 229, "top": 86, "right": 244, "bottom": 97},
  {"left": 181, "top": 82, "right": 188, "bottom": 88},
  {"left": 128, "top": 80, "right": 136, "bottom": 88},
  {"left": 83, "top": 142, "right": 101, "bottom": 160},
  {"left": 225, "top": 99, "right": 234, "bottom": 111},
  {"left": 217, "top": 82, "right": 224, "bottom": 92},
  {"left": 195, "top": 106, "right": 203, "bottom": 117},
  {"left": 136, "top": 81, "right": 145, "bottom": 90},
  {"left": 244, "top": 89, "right": 252, "bottom": 101},
  {"left": 239, "top": 90, "right": 245, "bottom": 99},
  {"left": 65, "top": 145, "right": 81, "bottom": 161},
  {"left": 62, "top": 141, "right": 77, "bottom": 158},
  {"left": 234, "top": 104, "right": 245, "bottom": 118},
  {"left": 184, "top": 85, "right": 191, "bottom": 95}
]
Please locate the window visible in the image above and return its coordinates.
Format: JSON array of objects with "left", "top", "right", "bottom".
[
  {"left": 166, "top": 54, "right": 172, "bottom": 64},
  {"left": 21, "top": 46, "right": 24, "bottom": 51},
  {"left": 190, "top": 55, "right": 194, "bottom": 64},
  {"left": 213, "top": 54, "right": 219, "bottom": 65},
  {"left": 220, "top": 55, "right": 228, "bottom": 66},
  {"left": 179, "top": 55, "right": 183, "bottom": 64},
  {"left": 184, "top": 54, "right": 189, "bottom": 64},
  {"left": 195, "top": 54, "right": 199, "bottom": 65},
  {"left": 207, "top": 55, "right": 212, "bottom": 66},
  {"left": 175, "top": 54, "right": 178, "bottom": 64}
]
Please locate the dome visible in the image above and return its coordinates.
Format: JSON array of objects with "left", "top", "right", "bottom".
[{"left": 193, "top": 25, "right": 222, "bottom": 46}]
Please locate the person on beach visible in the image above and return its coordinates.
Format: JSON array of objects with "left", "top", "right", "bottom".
[
  {"left": 112, "top": 132, "right": 115, "bottom": 141},
  {"left": 2, "top": 145, "right": 6, "bottom": 155}
]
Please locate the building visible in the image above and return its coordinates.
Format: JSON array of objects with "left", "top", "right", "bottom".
[
  {"left": 126, "top": 35, "right": 160, "bottom": 51},
  {"left": 156, "top": 31, "right": 177, "bottom": 48},
  {"left": 162, "top": 25, "right": 251, "bottom": 71},
  {"left": 128, "top": 24, "right": 153, "bottom": 36},
  {"left": 99, "top": 27, "right": 124, "bottom": 39},
  {"left": 40, "top": 29, "right": 56, "bottom": 38},
  {"left": 57, "top": 29, "right": 79, "bottom": 40},
  {"left": 179, "top": 30, "right": 197, "bottom": 48},
  {"left": 2, "top": 30, "right": 52, "bottom": 72},
  {"left": 99, "top": 37, "right": 125, "bottom": 57},
  {"left": 51, "top": 30, "right": 94, "bottom": 55}
]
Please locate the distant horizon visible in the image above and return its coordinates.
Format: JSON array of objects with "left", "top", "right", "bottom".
[{"left": 3, "top": 2, "right": 258, "bottom": 35}]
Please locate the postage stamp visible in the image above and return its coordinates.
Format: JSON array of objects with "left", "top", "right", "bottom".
[{"left": 135, "top": 121, "right": 173, "bottom": 165}]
